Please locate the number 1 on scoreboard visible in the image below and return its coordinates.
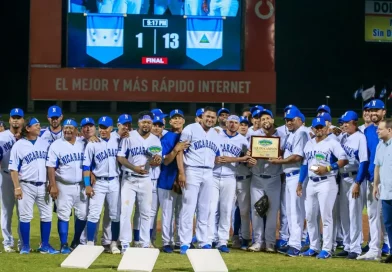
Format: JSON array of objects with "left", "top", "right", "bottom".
[{"left": 135, "top": 32, "right": 180, "bottom": 54}]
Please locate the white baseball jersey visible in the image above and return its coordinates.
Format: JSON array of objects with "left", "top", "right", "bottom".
[
  {"left": 358, "top": 124, "right": 367, "bottom": 133},
  {"left": 340, "top": 131, "right": 368, "bottom": 173},
  {"left": 180, "top": 123, "right": 221, "bottom": 168},
  {"left": 303, "top": 137, "right": 347, "bottom": 179},
  {"left": 111, "top": 131, "right": 121, "bottom": 141},
  {"left": 40, "top": 128, "right": 63, "bottom": 145},
  {"left": 213, "top": 131, "right": 248, "bottom": 177},
  {"left": 249, "top": 129, "right": 286, "bottom": 176},
  {"left": 282, "top": 126, "right": 309, "bottom": 173},
  {"left": 0, "top": 130, "right": 17, "bottom": 170},
  {"left": 83, "top": 137, "right": 120, "bottom": 178},
  {"left": 46, "top": 138, "right": 85, "bottom": 183},
  {"left": 117, "top": 130, "right": 162, "bottom": 177},
  {"left": 162, "top": 129, "right": 169, "bottom": 136},
  {"left": 277, "top": 125, "right": 288, "bottom": 136},
  {"left": 8, "top": 138, "right": 50, "bottom": 182}
]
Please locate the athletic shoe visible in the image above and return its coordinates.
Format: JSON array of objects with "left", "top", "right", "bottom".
[
  {"left": 231, "top": 235, "right": 241, "bottom": 249},
  {"left": 248, "top": 242, "right": 261, "bottom": 252},
  {"left": 336, "top": 240, "right": 344, "bottom": 249},
  {"left": 121, "top": 245, "right": 129, "bottom": 254},
  {"left": 300, "top": 249, "right": 318, "bottom": 257},
  {"left": 192, "top": 236, "right": 198, "bottom": 243},
  {"left": 218, "top": 245, "right": 230, "bottom": 253},
  {"left": 201, "top": 244, "right": 212, "bottom": 249},
  {"left": 174, "top": 245, "right": 181, "bottom": 250},
  {"left": 20, "top": 245, "right": 31, "bottom": 254},
  {"left": 86, "top": 241, "right": 94, "bottom": 246},
  {"left": 240, "top": 239, "right": 249, "bottom": 251},
  {"left": 316, "top": 250, "right": 332, "bottom": 259},
  {"left": 382, "top": 243, "right": 390, "bottom": 256},
  {"left": 162, "top": 245, "right": 173, "bottom": 253},
  {"left": 335, "top": 250, "right": 349, "bottom": 258},
  {"left": 286, "top": 247, "right": 300, "bottom": 257},
  {"left": 110, "top": 242, "right": 121, "bottom": 254},
  {"left": 4, "top": 245, "right": 15, "bottom": 253},
  {"left": 361, "top": 243, "right": 369, "bottom": 253},
  {"left": 381, "top": 255, "right": 392, "bottom": 263},
  {"left": 190, "top": 243, "right": 196, "bottom": 249},
  {"left": 357, "top": 251, "right": 381, "bottom": 261},
  {"left": 212, "top": 242, "right": 218, "bottom": 249},
  {"left": 275, "top": 239, "right": 288, "bottom": 249},
  {"left": 60, "top": 244, "right": 71, "bottom": 254},
  {"left": 180, "top": 245, "right": 189, "bottom": 255},
  {"left": 277, "top": 245, "right": 290, "bottom": 254},
  {"left": 70, "top": 241, "right": 80, "bottom": 251},
  {"left": 103, "top": 245, "right": 111, "bottom": 253},
  {"left": 347, "top": 252, "right": 359, "bottom": 259},
  {"left": 38, "top": 244, "right": 59, "bottom": 254}
]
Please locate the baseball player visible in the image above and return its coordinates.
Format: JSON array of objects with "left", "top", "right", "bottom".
[
  {"left": 247, "top": 110, "right": 263, "bottom": 137},
  {"left": 215, "top": 108, "right": 230, "bottom": 132},
  {"left": 177, "top": 106, "right": 221, "bottom": 254},
  {"left": 297, "top": 117, "right": 348, "bottom": 259},
  {"left": 46, "top": 119, "right": 88, "bottom": 254},
  {"left": 358, "top": 99, "right": 386, "bottom": 260},
  {"left": 0, "top": 121, "right": 5, "bottom": 132},
  {"left": 113, "top": 0, "right": 142, "bottom": 14},
  {"left": 117, "top": 111, "right": 162, "bottom": 251},
  {"left": 335, "top": 111, "right": 368, "bottom": 259},
  {"left": 0, "top": 108, "right": 24, "bottom": 253},
  {"left": 208, "top": 115, "right": 249, "bottom": 253},
  {"left": 209, "top": 0, "right": 239, "bottom": 16},
  {"left": 270, "top": 107, "right": 308, "bottom": 256},
  {"left": 151, "top": 109, "right": 169, "bottom": 136},
  {"left": 9, "top": 117, "right": 58, "bottom": 254},
  {"left": 158, "top": 109, "right": 190, "bottom": 253},
  {"left": 248, "top": 109, "right": 285, "bottom": 252},
  {"left": 359, "top": 103, "right": 371, "bottom": 133},
  {"left": 154, "top": 0, "right": 184, "bottom": 15},
  {"left": 316, "top": 104, "right": 331, "bottom": 115},
  {"left": 40, "top": 106, "right": 63, "bottom": 145},
  {"left": 195, "top": 108, "right": 204, "bottom": 123},
  {"left": 96, "top": 0, "right": 114, "bottom": 13}
]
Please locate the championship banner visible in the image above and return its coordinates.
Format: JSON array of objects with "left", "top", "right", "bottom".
[
  {"left": 365, "top": 0, "right": 392, "bottom": 42},
  {"left": 186, "top": 17, "right": 223, "bottom": 66},
  {"left": 86, "top": 14, "right": 124, "bottom": 64}
]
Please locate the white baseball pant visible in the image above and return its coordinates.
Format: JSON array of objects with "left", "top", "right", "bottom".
[
  {"left": 366, "top": 181, "right": 381, "bottom": 256},
  {"left": 1, "top": 171, "right": 17, "bottom": 247},
  {"left": 80, "top": 202, "right": 112, "bottom": 245},
  {"left": 279, "top": 179, "right": 289, "bottom": 241},
  {"left": 18, "top": 182, "right": 52, "bottom": 223},
  {"left": 158, "top": 188, "right": 182, "bottom": 246},
  {"left": 113, "top": 0, "right": 142, "bottom": 14},
  {"left": 97, "top": 0, "right": 114, "bottom": 13},
  {"left": 306, "top": 176, "right": 338, "bottom": 252},
  {"left": 55, "top": 182, "right": 88, "bottom": 221},
  {"left": 250, "top": 175, "right": 281, "bottom": 246},
  {"left": 235, "top": 176, "right": 251, "bottom": 240},
  {"left": 179, "top": 167, "right": 213, "bottom": 248},
  {"left": 119, "top": 174, "right": 152, "bottom": 248},
  {"left": 208, "top": 176, "right": 236, "bottom": 246},
  {"left": 339, "top": 175, "right": 363, "bottom": 254},
  {"left": 285, "top": 173, "right": 306, "bottom": 251}
]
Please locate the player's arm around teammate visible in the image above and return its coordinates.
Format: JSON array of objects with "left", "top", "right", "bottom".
[{"left": 9, "top": 118, "right": 59, "bottom": 254}]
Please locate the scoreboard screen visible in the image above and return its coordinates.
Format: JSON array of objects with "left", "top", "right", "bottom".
[{"left": 66, "top": 2, "right": 243, "bottom": 71}]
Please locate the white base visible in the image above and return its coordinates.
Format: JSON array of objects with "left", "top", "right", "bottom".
[
  {"left": 186, "top": 249, "right": 228, "bottom": 272},
  {"left": 117, "top": 248, "right": 160, "bottom": 272},
  {"left": 60, "top": 245, "right": 104, "bottom": 269}
]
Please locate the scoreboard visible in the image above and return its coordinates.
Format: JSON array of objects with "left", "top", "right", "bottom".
[{"left": 67, "top": 14, "right": 242, "bottom": 70}]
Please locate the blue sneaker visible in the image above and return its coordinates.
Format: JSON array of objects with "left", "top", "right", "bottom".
[
  {"left": 361, "top": 243, "right": 369, "bottom": 253},
  {"left": 277, "top": 245, "right": 290, "bottom": 254},
  {"left": 240, "top": 239, "right": 249, "bottom": 251},
  {"left": 180, "top": 245, "right": 189, "bottom": 255},
  {"left": 300, "top": 249, "right": 318, "bottom": 257},
  {"left": 276, "top": 239, "right": 288, "bottom": 248},
  {"left": 316, "top": 250, "right": 332, "bottom": 259},
  {"left": 192, "top": 236, "right": 198, "bottom": 243},
  {"left": 38, "top": 244, "right": 59, "bottom": 254},
  {"left": 336, "top": 240, "right": 344, "bottom": 249},
  {"left": 201, "top": 244, "right": 212, "bottom": 249},
  {"left": 382, "top": 243, "right": 390, "bottom": 256},
  {"left": 162, "top": 245, "right": 173, "bottom": 253},
  {"left": 286, "top": 247, "right": 300, "bottom": 257},
  {"left": 20, "top": 245, "right": 31, "bottom": 254},
  {"left": 218, "top": 245, "right": 230, "bottom": 253},
  {"left": 60, "top": 244, "right": 71, "bottom": 255}
]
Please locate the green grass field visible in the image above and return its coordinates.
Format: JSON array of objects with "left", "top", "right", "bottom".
[{"left": 0, "top": 208, "right": 387, "bottom": 272}]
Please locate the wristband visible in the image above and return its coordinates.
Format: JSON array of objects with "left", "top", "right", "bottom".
[
  {"left": 14, "top": 187, "right": 21, "bottom": 190},
  {"left": 83, "top": 176, "right": 91, "bottom": 187},
  {"left": 326, "top": 166, "right": 331, "bottom": 172},
  {"left": 331, "top": 162, "right": 339, "bottom": 170}
]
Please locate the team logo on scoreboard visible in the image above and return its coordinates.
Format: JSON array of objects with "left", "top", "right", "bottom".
[{"left": 142, "top": 57, "right": 168, "bottom": 65}]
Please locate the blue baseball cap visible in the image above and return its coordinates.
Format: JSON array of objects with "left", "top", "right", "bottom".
[
  {"left": 80, "top": 117, "right": 95, "bottom": 127},
  {"left": 341, "top": 111, "right": 358, "bottom": 122},
  {"left": 170, "top": 109, "right": 184, "bottom": 119},
  {"left": 117, "top": 114, "right": 132, "bottom": 125},
  {"left": 317, "top": 104, "right": 331, "bottom": 114},
  {"left": 312, "top": 117, "right": 326, "bottom": 128},
  {"left": 217, "top": 108, "right": 230, "bottom": 116},
  {"left": 239, "top": 116, "right": 249, "bottom": 124},
  {"left": 261, "top": 109, "right": 273, "bottom": 118},
  {"left": 250, "top": 105, "right": 264, "bottom": 113},
  {"left": 367, "top": 99, "right": 385, "bottom": 109},
  {"left": 63, "top": 119, "right": 78, "bottom": 127},
  {"left": 252, "top": 110, "right": 263, "bottom": 118},
  {"left": 153, "top": 115, "right": 164, "bottom": 125},
  {"left": 27, "top": 118, "right": 40, "bottom": 127},
  {"left": 196, "top": 108, "right": 204, "bottom": 117},
  {"left": 284, "top": 105, "right": 298, "bottom": 112},
  {"left": 284, "top": 108, "right": 301, "bottom": 119},
  {"left": 48, "top": 105, "right": 62, "bottom": 118},
  {"left": 98, "top": 116, "right": 113, "bottom": 127},
  {"left": 10, "top": 108, "right": 24, "bottom": 117},
  {"left": 299, "top": 113, "right": 305, "bottom": 123},
  {"left": 363, "top": 102, "right": 370, "bottom": 110},
  {"left": 318, "top": 112, "right": 331, "bottom": 122},
  {"left": 151, "top": 108, "right": 167, "bottom": 117}
]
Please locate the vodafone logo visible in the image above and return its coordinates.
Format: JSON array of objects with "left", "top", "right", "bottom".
[
  {"left": 255, "top": 0, "right": 274, "bottom": 20},
  {"left": 142, "top": 57, "right": 168, "bottom": 65}
]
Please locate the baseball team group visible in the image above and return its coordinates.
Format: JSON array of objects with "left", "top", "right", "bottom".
[{"left": 0, "top": 101, "right": 392, "bottom": 265}]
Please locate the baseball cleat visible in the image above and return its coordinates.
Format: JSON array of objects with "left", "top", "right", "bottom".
[
  {"left": 180, "top": 245, "right": 189, "bottom": 255},
  {"left": 121, "top": 245, "right": 129, "bottom": 254},
  {"left": 248, "top": 243, "right": 261, "bottom": 252},
  {"left": 3, "top": 245, "right": 15, "bottom": 253},
  {"left": 218, "top": 245, "right": 230, "bottom": 253},
  {"left": 20, "top": 245, "right": 31, "bottom": 255},
  {"left": 240, "top": 239, "right": 249, "bottom": 251},
  {"left": 381, "top": 255, "right": 392, "bottom": 263},
  {"left": 300, "top": 249, "right": 318, "bottom": 257},
  {"left": 361, "top": 243, "right": 369, "bottom": 253},
  {"left": 103, "top": 245, "right": 111, "bottom": 253},
  {"left": 277, "top": 245, "right": 290, "bottom": 254},
  {"left": 60, "top": 244, "right": 71, "bottom": 254},
  {"left": 162, "top": 245, "right": 173, "bottom": 253},
  {"left": 212, "top": 242, "right": 218, "bottom": 249},
  {"left": 231, "top": 235, "right": 241, "bottom": 249},
  {"left": 70, "top": 241, "right": 80, "bottom": 251},
  {"left": 174, "top": 245, "right": 181, "bottom": 250},
  {"left": 316, "top": 250, "right": 332, "bottom": 259},
  {"left": 265, "top": 243, "right": 276, "bottom": 253},
  {"left": 38, "top": 244, "right": 59, "bottom": 254},
  {"left": 192, "top": 236, "right": 198, "bottom": 244},
  {"left": 275, "top": 239, "right": 288, "bottom": 249},
  {"left": 382, "top": 243, "right": 390, "bottom": 256},
  {"left": 335, "top": 250, "right": 349, "bottom": 258},
  {"left": 347, "top": 252, "right": 359, "bottom": 259},
  {"left": 286, "top": 247, "right": 300, "bottom": 257},
  {"left": 201, "top": 244, "right": 212, "bottom": 249},
  {"left": 110, "top": 242, "right": 121, "bottom": 254},
  {"left": 356, "top": 252, "right": 381, "bottom": 261},
  {"left": 86, "top": 241, "right": 94, "bottom": 246},
  {"left": 336, "top": 240, "right": 344, "bottom": 249}
]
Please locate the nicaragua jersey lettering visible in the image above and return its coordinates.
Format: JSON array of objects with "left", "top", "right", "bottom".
[
  {"left": 303, "top": 137, "right": 347, "bottom": 179},
  {"left": 340, "top": 131, "right": 368, "bottom": 173},
  {"left": 40, "top": 128, "right": 63, "bottom": 145},
  {"left": 46, "top": 138, "right": 85, "bottom": 183},
  {"left": 180, "top": 123, "right": 221, "bottom": 168},
  {"left": 283, "top": 126, "right": 309, "bottom": 173},
  {"left": 8, "top": 138, "right": 50, "bottom": 183},
  {"left": 117, "top": 130, "right": 162, "bottom": 177},
  {"left": 0, "top": 130, "right": 17, "bottom": 169},
  {"left": 83, "top": 136, "right": 120, "bottom": 178},
  {"left": 213, "top": 131, "right": 248, "bottom": 177}
]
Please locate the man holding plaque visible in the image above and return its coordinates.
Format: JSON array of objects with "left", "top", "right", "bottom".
[
  {"left": 297, "top": 117, "right": 348, "bottom": 259},
  {"left": 247, "top": 109, "right": 285, "bottom": 252}
]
